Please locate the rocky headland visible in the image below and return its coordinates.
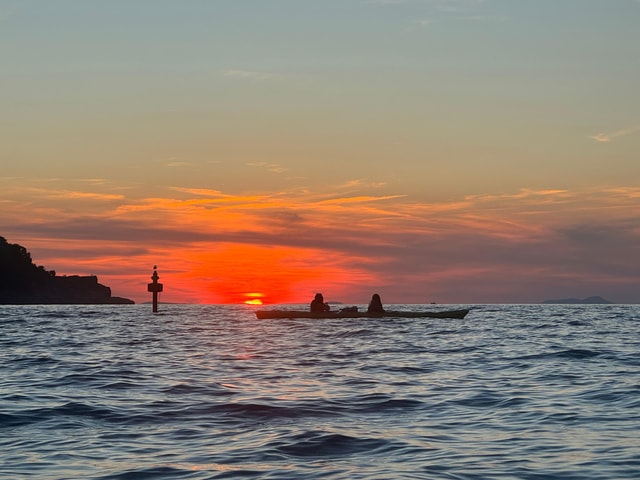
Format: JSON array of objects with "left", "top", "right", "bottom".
[
  {"left": 0, "top": 236, "right": 133, "bottom": 304},
  {"left": 542, "top": 296, "right": 613, "bottom": 305}
]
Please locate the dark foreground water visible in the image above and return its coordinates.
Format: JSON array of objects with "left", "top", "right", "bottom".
[{"left": 1, "top": 304, "right": 639, "bottom": 479}]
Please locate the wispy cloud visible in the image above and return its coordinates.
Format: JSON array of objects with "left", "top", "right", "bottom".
[
  {"left": 246, "top": 162, "right": 288, "bottom": 173},
  {"left": 338, "top": 179, "right": 388, "bottom": 190},
  {"left": 7, "top": 186, "right": 124, "bottom": 202},
  {"left": 44, "top": 190, "right": 125, "bottom": 201},
  {"left": 384, "top": 0, "right": 507, "bottom": 31},
  {"left": 77, "top": 178, "right": 109, "bottom": 186},
  {"left": 589, "top": 125, "right": 640, "bottom": 143},
  {"left": 169, "top": 187, "right": 231, "bottom": 198},
  {"left": 223, "top": 69, "right": 281, "bottom": 81},
  {"left": 317, "top": 194, "right": 406, "bottom": 205},
  {"left": 406, "top": 13, "right": 505, "bottom": 31},
  {"left": 406, "top": 18, "right": 434, "bottom": 31},
  {"left": 165, "top": 156, "right": 192, "bottom": 168},
  {"left": 455, "top": 14, "right": 508, "bottom": 22}
]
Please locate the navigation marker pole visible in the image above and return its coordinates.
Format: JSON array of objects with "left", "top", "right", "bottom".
[{"left": 147, "top": 266, "right": 163, "bottom": 312}]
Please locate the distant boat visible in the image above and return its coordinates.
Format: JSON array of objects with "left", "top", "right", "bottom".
[{"left": 255, "top": 308, "right": 470, "bottom": 320}]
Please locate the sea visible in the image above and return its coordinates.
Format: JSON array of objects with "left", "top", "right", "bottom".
[{"left": 1, "top": 304, "right": 639, "bottom": 479}]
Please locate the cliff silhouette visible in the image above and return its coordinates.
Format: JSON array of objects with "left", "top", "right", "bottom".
[{"left": 0, "top": 236, "right": 134, "bottom": 304}]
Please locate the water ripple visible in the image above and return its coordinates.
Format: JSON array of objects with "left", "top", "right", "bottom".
[{"left": 1, "top": 304, "right": 639, "bottom": 479}]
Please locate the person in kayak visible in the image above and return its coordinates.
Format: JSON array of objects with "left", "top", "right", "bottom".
[
  {"left": 310, "top": 293, "right": 330, "bottom": 312},
  {"left": 367, "top": 293, "right": 385, "bottom": 313}
]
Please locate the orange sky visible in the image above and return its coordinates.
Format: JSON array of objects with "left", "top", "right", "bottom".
[
  {"left": 2, "top": 2, "right": 639, "bottom": 304},
  {"left": 3, "top": 178, "right": 639, "bottom": 304}
]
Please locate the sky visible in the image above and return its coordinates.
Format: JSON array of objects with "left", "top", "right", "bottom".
[{"left": 1, "top": 0, "right": 639, "bottom": 305}]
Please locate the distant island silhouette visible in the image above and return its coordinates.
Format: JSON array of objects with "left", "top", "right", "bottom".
[
  {"left": 0, "top": 236, "right": 133, "bottom": 304},
  {"left": 542, "top": 296, "right": 613, "bottom": 305}
]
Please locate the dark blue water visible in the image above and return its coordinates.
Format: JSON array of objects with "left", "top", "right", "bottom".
[{"left": 1, "top": 304, "right": 639, "bottom": 479}]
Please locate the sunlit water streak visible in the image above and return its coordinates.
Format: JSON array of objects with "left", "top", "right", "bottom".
[{"left": 1, "top": 304, "right": 639, "bottom": 479}]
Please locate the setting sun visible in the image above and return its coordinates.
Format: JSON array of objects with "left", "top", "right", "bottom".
[{"left": 244, "top": 293, "right": 264, "bottom": 305}]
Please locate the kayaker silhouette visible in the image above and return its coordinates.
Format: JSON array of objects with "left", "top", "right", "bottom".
[
  {"left": 367, "top": 293, "right": 385, "bottom": 313},
  {"left": 310, "top": 293, "right": 330, "bottom": 312}
]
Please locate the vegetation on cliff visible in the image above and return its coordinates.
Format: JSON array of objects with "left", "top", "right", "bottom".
[{"left": 0, "top": 236, "right": 133, "bottom": 304}]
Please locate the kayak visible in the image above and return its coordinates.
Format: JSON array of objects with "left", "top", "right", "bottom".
[{"left": 255, "top": 308, "right": 470, "bottom": 320}]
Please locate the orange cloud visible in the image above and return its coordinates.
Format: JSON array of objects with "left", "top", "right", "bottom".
[
  {"left": 589, "top": 125, "right": 640, "bottom": 143},
  {"left": 3, "top": 178, "right": 640, "bottom": 304}
]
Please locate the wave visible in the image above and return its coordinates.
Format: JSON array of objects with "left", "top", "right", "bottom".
[
  {"left": 0, "top": 401, "right": 123, "bottom": 429},
  {"left": 271, "top": 430, "right": 393, "bottom": 458},
  {"left": 513, "top": 348, "right": 603, "bottom": 361},
  {"left": 96, "top": 466, "right": 197, "bottom": 480}
]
